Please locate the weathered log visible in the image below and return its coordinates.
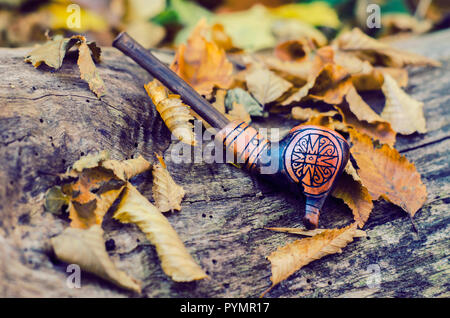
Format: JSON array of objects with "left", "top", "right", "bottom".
[{"left": 0, "top": 30, "right": 449, "bottom": 297}]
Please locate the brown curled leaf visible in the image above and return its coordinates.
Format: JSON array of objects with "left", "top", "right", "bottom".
[
  {"left": 263, "top": 223, "right": 363, "bottom": 296},
  {"left": 334, "top": 27, "right": 440, "bottom": 68},
  {"left": 114, "top": 184, "right": 207, "bottom": 282},
  {"left": 102, "top": 155, "right": 151, "bottom": 181},
  {"left": 336, "top": 86, "right": 396, "bottom": 146},
  {"left": 245, "top": 67, "right": 292, "bottom": 105},
  {"left": 332, "top": 161, "right": 374, "bottom": 228},
  {"left": 152, "top": 155, "right": 185, "bottom": 213},
  {"left": 76, "top": 38, "right": 107, "bottom": 98},
  {"left": 51, "top": 225, "right": 141, "bottom": 293},
  {"left": 349, "top": 129, "right": 427, "bottom": 218},
  {"left": 145, "top": 80, "right": 196, "bottom": 146},
  {"left": 381, "top": 73, "right": 427, "bottom": 135}
]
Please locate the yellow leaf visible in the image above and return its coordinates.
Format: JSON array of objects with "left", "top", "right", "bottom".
[
  {"left": 145, "top": 80, "right": 196, "bottom": 146},
  {"left": 291, "top": 107, "right": 337, "bottom": 122},
  {"left": 45, "top": 2, "right": 108, "bottom": 32},
  {"left": 102, "top": 155, "right": 152, "bottom": 181},
  {"left": 349, "top": 129, "right": 427, "bottom": 218},
  {"left": 301, "top": 112, "right": 347, "bottom": 132},
  {"left": 114, "top": 184, "right": 207, "bottom": 282},
  {"left": 24, "top": 35, "right": 77, "bottom": 69},
  {"left": 71, "top": 150, "right": 110, "bottom": 172},
  {"left": 264, "top": 224, "right": 362, "bottom": 296},
  {"left": 226, "top": 102, "right": 251, "bottom": 124},
  {"left": 152, "top": 157, "right": 185, "bottom": 212},
  {"left": 270, "top": 2, "right": 340, "bottom": 29},
  {"left": 77, "top": 38, "right": 107, "bottom": 98},
  {"left": 211, "top": 23, "right": 235, "bottom": 51},
  {"left": 266, "top": 226, "right": 366, "bottom": 237},
  {"left": 125, "top": 20, "right": 165, "bottom": 49},
  {"left": 381, "top": 73, "right": 427, "bottom": 135},
  {"left": 271, "top": 19, "right": 328, "bottom": 47},
  {"left": 212, "top": 5, "right": 276, "bottom": 52},
  {"left": 170, "top": 19, "right": 233, "bottom": 95},
  {"left": 245, "top": 68, "right": 292, "bottom": 105},
  {"left": 51, "top": 225, "right": 141, "bottom": 293}
]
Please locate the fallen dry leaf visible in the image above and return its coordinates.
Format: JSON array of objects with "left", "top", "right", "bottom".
[
  {"left": 170, "top": 19, "right": 233, "bottom": 95},
  {"left": 245, "top": 67, "right": 292, "bottom": 105},
  {"left": 381, "top": 73, "right": 427, "bottom": 135},
  {"left": 25, "top": 34, "right": 106, "bottom": 98},
  {"left": 44, "top": 186, "right": 69, "bottom": 215},
  {"left": 51, "top": 225, "right": 141, "bottom": 293},
  {"left": 114, "top": 184, "right": 207, "bottom": 282},
  {"left": 145, "top": 80, "right": 196, "bottom": 146},
  {"left": 335, "top": 27, "right": 440, "bottom": 68},
  {"left": 266, "top": 226, "right": 366, "bottom": 237},
  {"left": 274, "top": 39, "right": 312, "bottom": 63},
  {"left": 102, "top": 155, "right": 151, "bottom": 181},
  {"left": 211, "top": 23, "right": 235, "bottom": 51},
  {"left": 301, "top": 112, "right": 347, "bottom": 132},
  {"left": 337, "top": 86, "right": 396, "bottom": 146},
  {"left": 226, "top": 102, "right": 251, "bottom": 123},
  {"left": 349, "top": 129, "right": 427, "bottom": 218},
  {"left": 332, "top": 162, "right": 374, "bottom": 228},
  {"left": 264, "top": 223, "right": 363, "bottom": 296},
  {"left": 62, "top": 165, "right": 125, "bottom": 229},
  {"left": 77, "top": 38, "right": 107, "bottom": 98},
  {"left": 381, "top": 13, "right": 432, "bottom": 36},
  {"left": 24, "top": 35, "right": 77, "bottom": 69},
  {"left": 58, "top": 151, "right": 151, "bottom": 229},
  {"left": 152, "top": 155, "right": 185, "bottom": 213},
  {"left": 333, "top": 49, "right": 373, "bottom": 75},
  {"left": 308, "top": 63, "right": 352, "bottom": 105},
  {"left": 352, "top": 67, "right": 408, "bottom": 91},
  {"left": 71, "top": 150, "right": 110, "bottom": 172},
  {"left": 291, "top": 107, "right": 337, "bottom": 122}
]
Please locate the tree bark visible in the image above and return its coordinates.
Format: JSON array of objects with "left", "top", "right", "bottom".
[{"left": 0, "top": 31, "right": 449, "bottom": 297}]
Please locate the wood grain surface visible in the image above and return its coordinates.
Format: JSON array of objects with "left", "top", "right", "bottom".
[{"left": 0, "top": 30, "right": 449, "bottom": 298}]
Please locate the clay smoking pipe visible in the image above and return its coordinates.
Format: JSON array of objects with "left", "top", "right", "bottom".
[{"left": 112, "top": 32, "right": 350, "bottom": 229}]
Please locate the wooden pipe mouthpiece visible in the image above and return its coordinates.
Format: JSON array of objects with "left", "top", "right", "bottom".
[{"left": 216, "top": 121, "right": 350, "bottom": 229}]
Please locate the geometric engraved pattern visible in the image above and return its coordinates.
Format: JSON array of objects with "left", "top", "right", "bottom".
[{"left": 290, "top": 133, "right": 339, "bottom": 188}]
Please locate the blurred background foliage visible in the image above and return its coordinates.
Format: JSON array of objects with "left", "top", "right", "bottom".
[{"left": 0, "top": 0, "right": 449, "bottom": 48}]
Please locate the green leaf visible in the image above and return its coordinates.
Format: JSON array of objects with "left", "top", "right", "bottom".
[
  {"left": 44, "top": 186, "right": 69, "bottom": 214},
  {"left": 151, "top": 8, "right": 179, "bottom": 26},
  {"left": 225, "top": 88, "right": 264, "bottom": 117}
]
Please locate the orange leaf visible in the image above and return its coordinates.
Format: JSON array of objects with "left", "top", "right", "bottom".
[
  {"left": 170, "top": 19, "right": 233, "bottom": 95},
  {"left": 336, "top": 86, "right": 396, "bottom": 146},
  {"left": 264, "top": 223, "right": 363, "bottom": 296},
  {"left": 349, "top": 129, "right": 427, "bottom": 218},
  {"left": 352, "top": 67, "right": 408, "bottom": 91},
  {"left": 332, "top": 162, "right": 373, "bottom": 228},
  {"left": 308, "top": 63, "right": 352, "bottom": 105},
  {"left": 274, "top": 39, "right": 311, "bottom": 62},
  {"left": 62, "top": 152, "right": 150, "bottom": 229}
]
